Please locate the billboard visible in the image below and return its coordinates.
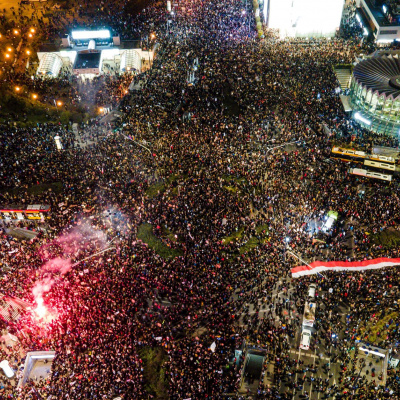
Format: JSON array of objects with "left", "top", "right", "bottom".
[{"left": 265, "top": 0, "right": 344, "bottom": 38}]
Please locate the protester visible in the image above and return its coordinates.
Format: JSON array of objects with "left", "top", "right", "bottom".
[{"left": 0, "top": 0, "right": 399, "bottom": 399}]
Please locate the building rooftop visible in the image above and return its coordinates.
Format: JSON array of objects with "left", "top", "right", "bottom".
[
  {"left": 120, "top": 39, "right": 142, "bottom": 49},
  {"left": 353, "top": 55, "right": 400, "bottom": 99},
  {"left": 364, "top": 0, "right": 400, "bottom": 27},
  {"left": 73, "top": 51, "right": 101, "bottom": 70}
]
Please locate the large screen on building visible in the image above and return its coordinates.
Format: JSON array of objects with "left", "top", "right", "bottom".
[
  {"left": 265, "top": 0, "right": 344, "bottom": 38},
  {"left": 71, "top": 30, "right": 111, "bottom": 40}
]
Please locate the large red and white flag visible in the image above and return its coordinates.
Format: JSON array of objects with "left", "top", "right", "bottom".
[{"left": 291, "top": 257, "right": 400, "bottom": 278}]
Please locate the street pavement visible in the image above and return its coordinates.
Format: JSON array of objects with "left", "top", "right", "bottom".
[
  {"left": 236, "top": 266, "right": 357, "bottom": 399},
  {"left": 231, "top": 130, "right": 374, "bottom": 399}
]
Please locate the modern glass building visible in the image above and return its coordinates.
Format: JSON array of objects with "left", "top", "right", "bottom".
[{"left": 350, "top": 54, "right": 400, "bottom": 135}]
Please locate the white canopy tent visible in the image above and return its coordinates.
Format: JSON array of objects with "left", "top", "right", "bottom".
[{"left": 120, "top": 50, "right": 141, "bottom": 73}]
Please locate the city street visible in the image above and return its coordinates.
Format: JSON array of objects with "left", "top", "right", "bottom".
[{"left": 1, "top": 0, "right": 400, "bottom": 398}]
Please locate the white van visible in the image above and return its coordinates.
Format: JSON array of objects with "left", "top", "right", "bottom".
[
  {"left": 308, "top": 283, "right": 317, "bottom": 298},
  {"left": 300, "top": 328, "right": 312, "bottom": 350}
]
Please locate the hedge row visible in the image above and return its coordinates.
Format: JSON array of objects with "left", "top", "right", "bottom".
[{"left": 252, "top": 0, "right": 264, "bottom": 38}]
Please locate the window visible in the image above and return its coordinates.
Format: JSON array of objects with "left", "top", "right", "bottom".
[{"left": 380, "top": 30, "right": 398, "bottom": 35}]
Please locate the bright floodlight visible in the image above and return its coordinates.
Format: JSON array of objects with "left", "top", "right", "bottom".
[
  {"left": 266, "top": 0, "right": 344, "bottom": 38},
  {"left": 359, "top": 346, "right": 385, "bottom": 358},
  {"left": 0, "top": 360, "right": 14, "bottom": 378},
  {"left": 323, "top": 217, "right": 335, "bottom": 232},
  {"left": 354, "top": 112, "right": 371, "bottom": 126},
  {"left": 71, "top": 29, "right": 111, "bottom": 40}
]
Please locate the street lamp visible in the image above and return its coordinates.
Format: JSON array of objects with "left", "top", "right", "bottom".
[
  {"left": 15, "top": 86, "right": 21, "bottom": 92},
  {"left": 13, "top": 30, "right": 19, "bottom": 35},
  {"left": 56, "top": 101, "right": 62, "bottom": 107},
  {"left": 26, "top": 50, "right": 31, "bottom": 55},
  {"left": 32, "top": 94, "right": 38, "bottom": 100}
]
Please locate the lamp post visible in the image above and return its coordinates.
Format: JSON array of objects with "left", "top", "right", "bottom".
[{"left": 54, "top": 100, "right": 63, "bottom": 120}]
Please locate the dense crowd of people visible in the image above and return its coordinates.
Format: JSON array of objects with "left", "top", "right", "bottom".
[{"left": 0, "top": 0, "right": 400, "bottom": 399}]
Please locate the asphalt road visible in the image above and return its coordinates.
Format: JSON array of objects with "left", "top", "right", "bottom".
[{"left": 237, "top": 268, "right": 356, "bottom": 398}]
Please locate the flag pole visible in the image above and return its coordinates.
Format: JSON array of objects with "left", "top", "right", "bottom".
[{"left": 286, "top": 249, "right": 326, "bottom": 279}]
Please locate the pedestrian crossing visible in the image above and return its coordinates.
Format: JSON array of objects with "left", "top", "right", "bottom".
[{"left": 0, "top": 297, "right": 30, "bottom": 323}]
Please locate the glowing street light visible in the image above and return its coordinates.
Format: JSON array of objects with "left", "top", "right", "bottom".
[
  {"left": 56, "top": 101, "right": 62, "bottom": 107},
  {"left": 7, "top": 47, "right": 12, "bottom": 52},
  {"left": 30, "top": 28, "right": 35, "bottom": 33},
  {"left": 26, "top": 50, "right": 31, "bottom": 55},
  {"left": 15, "top": 86, "right": 21, "bottom": 92},
  {"left": 13, "top": 30, "right": 19, "bottom": 35},
  {"left": 150, "top": 33, "right": 156, "bottom": 40},
  {"left": 28, "top": 33, "right": 33, "bottom": 38},
  {"left": 5, "top": 53, "right": 10, "bottom": 59},
  {"left": 99, "top": 107, "right": 104, "bottom": 113},
  {"left": 32, "top": 94, "right": 38, "bottom": 100}
]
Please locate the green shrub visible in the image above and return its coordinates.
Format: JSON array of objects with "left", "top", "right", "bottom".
[
  {"left": 137, "top": 223, "right": 182, "bottom": 259},
  {"left": 139, "top": 347, "right": 168, "bottom": 400}
]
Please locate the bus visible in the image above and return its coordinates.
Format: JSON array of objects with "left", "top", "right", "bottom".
[
  {"left": 332, "top": 147, "right": 396, "bottom": 164},
  {"left": 331, "top": 147, "right": 366, "bottom": 163},
  {"left": 302, "top": 301, "right": 316, "bottom": 328},
  {"left": 349, "top": 168, "right": 392, "bottom": 182},
  {"left": 368, "top": 154, "right": 395, "bottom": 164},
  {"left": 364, "top": 160, "right": 396, "bottom": 173},
  {"left": 0, "top": 205, "right": 50, "bottom": 221}
]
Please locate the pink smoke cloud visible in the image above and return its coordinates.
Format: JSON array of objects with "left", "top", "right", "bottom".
[
  {"left": 32, "top": 276, "right": 55, "bottom": 300},
  {"left": 31, "top": 219, "right": 111, "bottom": 323},
  {"left": 42, "top": 257, "right": 72, "bottom": 275}
]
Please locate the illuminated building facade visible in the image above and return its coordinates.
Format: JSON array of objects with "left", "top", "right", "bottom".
[
  {"left": 350, "top": 53, "right": 400, "bottom": 135},
  {"left": 264, "top": 0, "right": 345, "bottom": 38},
  {"left": 356, "top": 0, "right": 400, "bottom": 44},
  {"left": 36, "top": 29, "right": 153, "bottom": 79}
]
